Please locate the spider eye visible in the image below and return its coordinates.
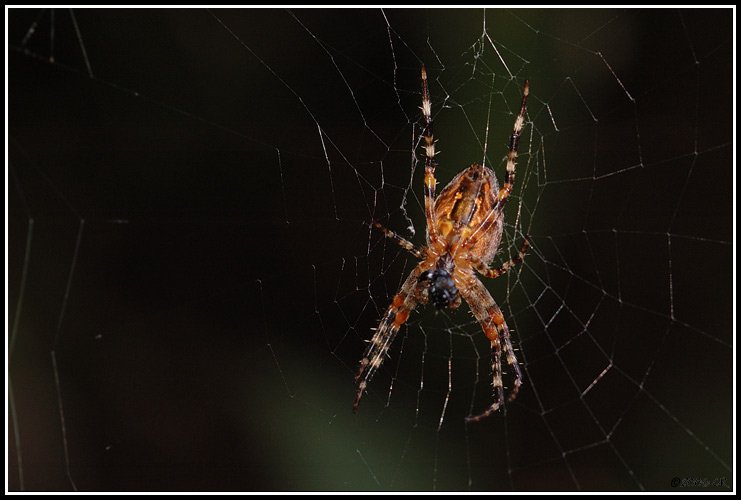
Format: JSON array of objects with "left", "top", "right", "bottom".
[{"left": 419, "top": 269, "right": 458, "bottom": 310}]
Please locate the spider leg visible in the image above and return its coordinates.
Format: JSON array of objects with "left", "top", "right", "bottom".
[
  {"left": 353, "top": 267, "right": 421, "bottom": 413},
  {"left": 460, "top": 277, "right": 523, "bottom": 423},
  {"left": 496, "top": 80, "right": 529, "bottom": 208},
  {"left": 469, "top": 237, "right": 529, "bottom": 279},
  {"left": 372, "top": 221, "right": 424, "bottom": 259},
  {"left": 420, "top": 65, "right": 440, "bottom": 245},
  {"left": 501, "top": 321, "right": 524, "bottom": 404}
]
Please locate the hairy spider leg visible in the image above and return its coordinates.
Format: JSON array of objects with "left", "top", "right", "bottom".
[
  {"left": 461, "top": 278, "right": 523, "bottom": 423},
  {"left": 372, "top": 221, "right": 424, "bottom": 259},
  {"left": 500, "top": 317, "right": 523, "bottom": 405},
  {"left": 421, "top": 66, "right": 440, "bottom": 245},
  {"left": 497, "top": 79, "right": 530, "bottom": 207},
  {"left": 353, "top": 269, "right": 421, "bottom": 413},
  {"left": 469, "top": 237, "right": 530, "bottom": 279}
]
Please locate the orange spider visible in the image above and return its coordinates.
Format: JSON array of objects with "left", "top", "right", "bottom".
[{"left": 353, "top": 66, "right": 530, "bottom": 422}]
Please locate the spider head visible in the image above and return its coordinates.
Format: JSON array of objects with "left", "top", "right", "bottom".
[{"left": 419, "top": 268, "right": 459, "bottom": 310}]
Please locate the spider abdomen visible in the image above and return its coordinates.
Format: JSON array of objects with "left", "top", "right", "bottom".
[{"left": 433, "top": 164, "right": 503, "bottom": 263}]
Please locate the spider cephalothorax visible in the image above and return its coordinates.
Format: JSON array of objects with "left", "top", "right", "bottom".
[
  {"left": 418, "top": 252, "right": 460, "bottom": 310},
  {"left": 353, "top": 66, "right": 530, "bottom": 422},
  {"left": 418, "top": 267, "right": 458, "bottom": 310}
]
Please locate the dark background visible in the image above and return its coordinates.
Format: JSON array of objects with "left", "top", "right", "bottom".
[{"left": 7, "top": 8, "right": 733, "bottom": 492}]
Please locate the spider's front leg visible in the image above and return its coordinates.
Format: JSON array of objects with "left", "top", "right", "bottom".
[
  {"left": 353, "top": 268, "right": 421, "bottom": 412},
  {"left": 460, "top": 278, "right": 523, "bottom": 423}
]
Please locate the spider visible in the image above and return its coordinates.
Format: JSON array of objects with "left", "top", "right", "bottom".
[{"left": 353, "top": 66, "right": 530, "bottom": 422}]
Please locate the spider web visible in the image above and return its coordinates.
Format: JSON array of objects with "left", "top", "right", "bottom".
[{"left": 6, "top": 7, "right": 734, "bottom": 492}]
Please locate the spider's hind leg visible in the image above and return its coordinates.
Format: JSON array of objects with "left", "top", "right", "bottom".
[
  {"left": 420, "top": 65, "right": 440, "bottom": 245},
  {"left": 496, "top": 80, "right": 530, "bottom": 208}
]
